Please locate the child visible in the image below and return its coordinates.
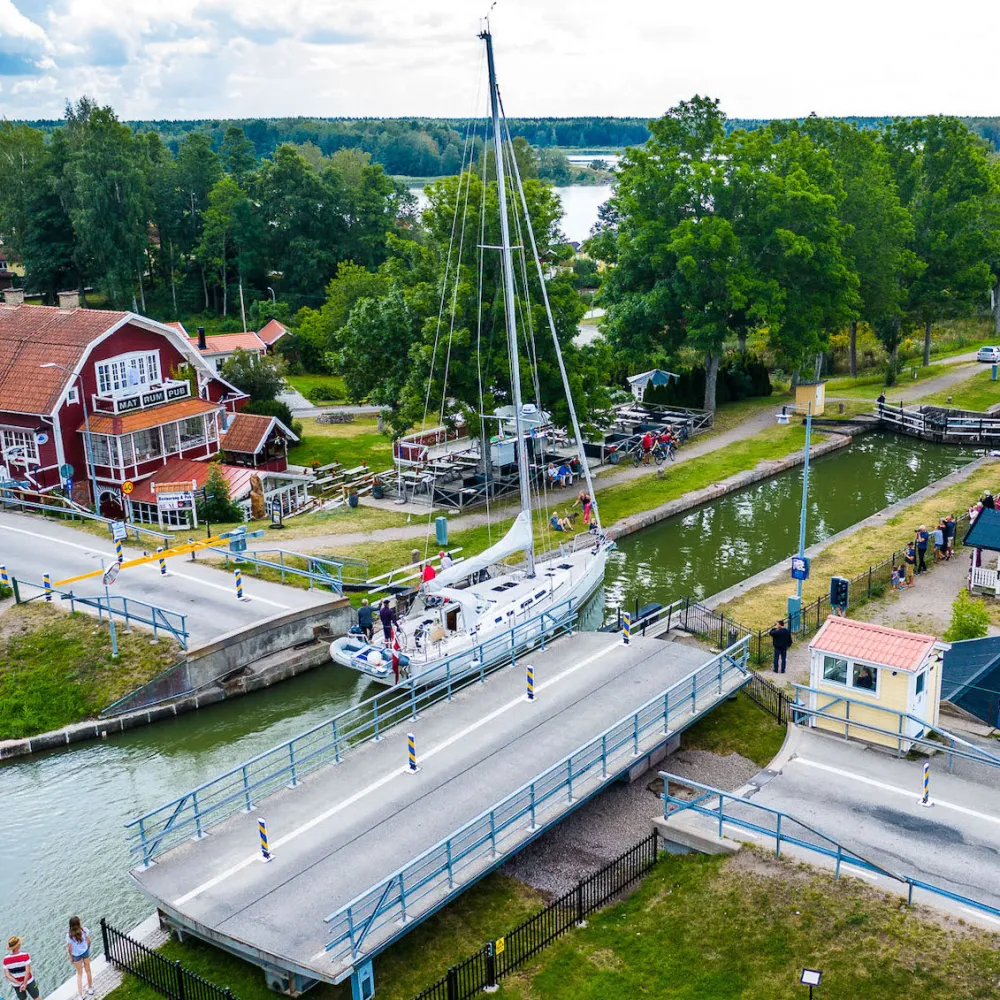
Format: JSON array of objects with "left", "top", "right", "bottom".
[
  {"left": 65, "top": 918, "right": 93, "bottom": 999},
  {"left": 890, "top": 566, "right": 900, "bottom": 591}
]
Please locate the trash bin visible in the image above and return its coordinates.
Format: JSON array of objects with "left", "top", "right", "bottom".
[
  {"left": 435, "top": 516, "right": 448, "bottom": 546},
  {"left": 992, "top": 363, "right": 998, "bottom": 382}
]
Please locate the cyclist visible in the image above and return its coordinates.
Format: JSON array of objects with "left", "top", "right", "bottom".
[{"left": 640, "top": 430, "right": 654, "bottom": 465}]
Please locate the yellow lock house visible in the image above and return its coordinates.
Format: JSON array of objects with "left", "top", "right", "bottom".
[{"left": 804, "top": 616, "right": 948, "bottom": 751}]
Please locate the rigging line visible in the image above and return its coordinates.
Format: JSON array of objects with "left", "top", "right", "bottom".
[
  {"left": 500, "top": 89, "right": 603, "bottom": 532},
  {"left": 476, "top": 115, "right": 493, "bottom": 545}
]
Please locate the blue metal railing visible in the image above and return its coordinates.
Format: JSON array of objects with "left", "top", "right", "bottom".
[
  {"left": 791, "top": 683, "right": 1000, "bottom": 772},
  {"left": 320, "top": 636, "right": 751, "bottom": 970},
  {"left": 124, "top": 597, "right": 582, "bottom": 865},
  {"left": 661, "top": 772, "right": 1000, "bottom": 921},
  {"left": 66, "top": 592, "right": 189, "bottom": 650},
  {"left": 209, "top": 546, "right": 353, "bottom": 594}
]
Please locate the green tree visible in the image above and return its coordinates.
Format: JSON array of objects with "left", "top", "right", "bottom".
[
  {"left": 943, "top": 589, "right": 990, "bottom": 642},
  {"left": 221, "top": 126, "right": 257, "bottom": 187},
  {"left": 219, "top": 348, "right": 287, "bottom": 401},
  {"left": 0, "top": 122, "right": 47, "bottom": 263},
  {"left": 197, "top": 462, "right": 243, "bottom": 524}
]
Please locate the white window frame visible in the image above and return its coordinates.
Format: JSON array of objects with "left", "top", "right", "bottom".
[
  {"left": 95, "top": 351, "right": 162, "bottom": 397},
  {"left": 2, "top": 428, "right": 39, "bottom": 463},
  {"left": 66, "top": 386, "right": 79, "bottom": 404},
  {"left": 818, "top": 652, "right": 881, "bottom": 698}
]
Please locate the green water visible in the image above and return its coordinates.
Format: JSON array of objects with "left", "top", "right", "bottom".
[{"left": 0, "top": 433, "right": 978, "bottom": 989}]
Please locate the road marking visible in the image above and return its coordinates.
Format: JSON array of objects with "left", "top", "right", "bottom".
[
  {"left": 793, "top": 758, "right": 1000, "bottom": 827},
  {"left": 0, "top": 522, "right": 290, "bottom": 609},
  {"left": 173, "top": 637, "right": 629, "bottom": 909},
  {"left": 963, "top": 907, "right": 1000, "bottom": 925}
]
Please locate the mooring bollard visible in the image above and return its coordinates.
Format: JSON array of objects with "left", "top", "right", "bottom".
[
  {"left": 115, "top": 539, "right": 124, "bottom": 564},
  {"left": 407, "top": 732, "right": 418, "bottom": 772},
  {"left": 258, "top": 817, "right": 272, "bottom": 861},
  {"left": 622, "top": 610, "right": 631, "bottom": 645},
  {"left": 526, "top": 663, "right": 535, "bottom": 701},
  {"left": 156, "top": 547, "right": 167, "bottom": 575},
  {"left": 920, "top": 761, "right": 932, "bottom": 807},
  {"left": 43, "top": 572, "right": 52, "bottom": 602}
]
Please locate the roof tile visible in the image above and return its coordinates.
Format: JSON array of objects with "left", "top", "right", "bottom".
[
  {"left": 191, "top": 332, "right": 265, "bottom": 354},
  {"left": 129, "top": 458, "right": 256, "bottom": 504},
  {"left": 220, "top": 412, "right": 293, "bottom": 454},
  {"left": 256, "top": 319, "right": 289, "bottom": 345},
  {"left": 811, "top": 616, "right": 938, "bottom": 673}
]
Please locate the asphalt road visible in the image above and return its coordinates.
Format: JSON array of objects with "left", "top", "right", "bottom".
[{"left": 0, "top": 511, "right": 331, "bottom": 645}]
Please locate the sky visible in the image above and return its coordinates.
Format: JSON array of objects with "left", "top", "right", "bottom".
[{"left": 0, "top": 0, "right": 997, "bottom": 122}]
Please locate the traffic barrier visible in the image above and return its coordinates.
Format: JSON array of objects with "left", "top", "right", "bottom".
[
  {"left": 234, "top": 568, "right": 247, "bottom": 601},
  {"left": 622, "top": 611, "right": 631, "bottom": 645},
  {"left": 526, "top": 663, "right": 535, "bottom": 701},
  {"left": 0, "top": 564, "right": 8, "bottom": 588},
  {"left": 156, "top": 547, "right": 167, "bottom": 576},
  {"left": 43, "top": 572, "right": 52, "bottom": 602},
  {"left": 115, "top": 539, "right": 124, "bottom": 564},
  {"left": 258, "top": 817, "right": 272, "bottom": 862},
  {"left": 920, "top": 762, "right": 931, "bottom": 806},
  {"left": 408, "top": 732, "right": 418, "bottom": 772}
]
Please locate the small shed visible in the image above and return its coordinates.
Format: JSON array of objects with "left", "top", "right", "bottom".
[
  {"left": 941, "top": 637, "right": 1000, "bottom": 728},
  {"left": 963, "top": 506, "right": 1000, "bottom": 596},
  {"left": 220, "top": 412, "right": 298, "bottom": 472},
  {"left": 807, "top": 616, "right": 948, "bottom": 749},
  {"left": 794, "top": 380, "right": 826, "bottom": 416}
]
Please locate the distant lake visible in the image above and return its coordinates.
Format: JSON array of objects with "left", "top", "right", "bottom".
[{"left": 408, "top": 183, "right": 613, "bottom": 245}]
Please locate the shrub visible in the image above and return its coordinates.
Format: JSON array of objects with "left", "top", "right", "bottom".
[
  {"left": 197, "top": 463, "right": 243, "bottom": 525},
  {"left": 244, "top": 398, "right": 295, "bottom": 428},
  {"left": 943, "top": 589, "right": 991, "bottom": 642}
]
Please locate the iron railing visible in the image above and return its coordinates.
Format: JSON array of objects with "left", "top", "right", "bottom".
[
  {"left": 413, "top": 833, "right": 660, "bottom": 1000},
  {"left": 741, "top": 671, "right": 790, "bottom": 723},
  {"left": 100, "top": 919, "right": 237, "bottom": 1000},
  {"left": 125, "top": 597, "right": 581, "bottom": 865},
  {"left": 322, "top": 637, "right": 751, "bottom": 972},
  {"left": 661, "top": 773, "right": 1000, "bottom": 921}
]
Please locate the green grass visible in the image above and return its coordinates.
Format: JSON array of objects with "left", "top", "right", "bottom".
[
  {"left": 681, "top": 691, "right": 786, "bottom": 767},
  {"left": 105, "top": 873, "right": 544, "bottom": 1000},
  {"left": 702, "top": 391, "right": 792, "bottom": 436},
  {"left": 918, "top": 368, "right": 1000, "bottom": 412},
  {"left": 0, "top": 603, "right": 182, "bottom": 739},
  {"left": 825, "top": 358, "right": 977, "bottom": 400},
  {"left": 495, "top": 851, "right": 1000, "bottom": 999},
  {"left": 288, "top": 417, "right": 393, "bottom": 471},
  {"left": 285, "top": 374, "right": 348, "bottom": 404}
]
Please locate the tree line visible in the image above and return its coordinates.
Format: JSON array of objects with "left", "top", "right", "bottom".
[{"left": 590, "top": 98, "right": 1000, "bottom": 410}]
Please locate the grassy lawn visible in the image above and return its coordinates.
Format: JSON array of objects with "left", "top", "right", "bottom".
[
  {"left": 495, "top": 851, "right": 1000, "bottom": 999},
  {"left": 702, "top": 391, "right": 791, "bottom": 436},
  {"left": 681, "top": 691, "right": 786, "bottom": 767},
  {"left": 0, "top": 603, "right": 181, "bottom": 739},
  {"left": 286, "top": 374, "right": 348, "bottom": 404},
  {"left": 288, "top": 417, "right": 393, "bottom": 471},
  {"left": 717, "top": 463, "right": 998, "bottom": 630},
  {"left": 105, "top": 873, "right": 544, "bottom": 1000},
  {"left": 825, "top": 359, "right": 978, "bottom": 400},
  {"left": 918, "top": 367, "right": 1000, "bottom": 412}
]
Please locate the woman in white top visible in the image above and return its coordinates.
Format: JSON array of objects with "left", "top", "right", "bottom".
[{"left": 65, "top": 917, "right": 92, "bottom": 999}]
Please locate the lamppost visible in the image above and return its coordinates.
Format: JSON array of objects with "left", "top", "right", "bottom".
[
  {"left": 786, "top": 400, "right": 813, "bottom": 631},
  {"left": 267, "top": 286, "right": 276, "bottom": 304},
  {"left": 41, "top": 362, "right": 98, "bottom": 509}
]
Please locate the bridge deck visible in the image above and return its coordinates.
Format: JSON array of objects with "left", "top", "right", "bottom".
[{"left": 132, "top": 632, "right": 731, "bottom": 985}]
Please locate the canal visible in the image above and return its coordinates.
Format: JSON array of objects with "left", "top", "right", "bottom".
[{"left": 0, "top": 433, "right": 980, "bottom": 989}]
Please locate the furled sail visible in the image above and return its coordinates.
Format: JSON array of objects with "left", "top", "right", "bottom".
[{"left": 428, "top": 510, "right": 533, "bottom": 590}]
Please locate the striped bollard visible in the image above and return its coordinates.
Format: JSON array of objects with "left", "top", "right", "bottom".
[
  {"left": 622, "top": 611, "right": 631, "bottom": 645},
  {"left": 234, "top": 568, "right": 249, "bottom": 601},
  {"left": 526, "top": 663, "right": 535, "bottom": 701},
  {"left": 43, "top": 572, "right": 52, "bottom": 602},
  {"left": 258, "top": 817, "right": 273, "bottom": 862},
  {"left": 156, "top": 547, "right": 167, "bottom": 575},
  {"left": 920, "top": 762, "right": 932, "bottom": 807},
  {"left": 0, "top": 564, "right": 8, "bottom": 588},
  {"left": 407, "top": 732, "right": 419, "bottom": 773},
  {"left": 115, "top": 539, "right": 124, "bottom": 564}
]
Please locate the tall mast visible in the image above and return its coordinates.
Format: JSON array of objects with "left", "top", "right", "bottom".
[{"left": 481, "top": 25, "right": 534, "bottom": 574}]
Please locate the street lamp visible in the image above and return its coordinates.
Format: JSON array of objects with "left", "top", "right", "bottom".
[
  {"left": 267, "top": 286, "right": 276, "bottom": 304},
  {"left": 787, "top": 400, "right": 813, "bottom": 631},
  {"left": 800, "top": 968, "right": 822, "bottom": 999},
  {"left": 41, "top": 362, "right": 98, "bottom": 509}
]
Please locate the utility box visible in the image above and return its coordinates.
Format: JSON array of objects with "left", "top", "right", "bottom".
[
  {"left": 794, "top": 380, "right": 826, "bottom": 416},
  {"left": 435, "top": 516, "right": 448, "bottom": 546}
]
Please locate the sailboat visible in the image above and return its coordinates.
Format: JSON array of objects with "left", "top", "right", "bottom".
[{"left": 331, "top": 24, "right": 613, "bottom": 682}]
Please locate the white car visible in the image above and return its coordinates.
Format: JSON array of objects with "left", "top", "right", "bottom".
[{"left": 977, "top": 346, "right": 1000, "bottom": 363}]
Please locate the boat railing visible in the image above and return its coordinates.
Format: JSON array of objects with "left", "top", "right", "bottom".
[{"left": 124, "top": 595, "right": 580, "bottom": 866}]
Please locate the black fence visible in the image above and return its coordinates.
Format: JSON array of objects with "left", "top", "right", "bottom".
[
  {"left": 413, "top": 832, "right": 660, "bottom": 1000},
  {"left": 100, "top": 919, "right": 237, "bottom": 1000},
  {"left": 741, "top": 671, "right": 790, "bottom": 723}
]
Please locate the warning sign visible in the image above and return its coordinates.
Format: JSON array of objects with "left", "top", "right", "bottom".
[
  {"left": 122, "top": 480, "right": 134, "bottom": 495},
  {"left": 494, "top": 937, "right": 505, "bottom": 956}
]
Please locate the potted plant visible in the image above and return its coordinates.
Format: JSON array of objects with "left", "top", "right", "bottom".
[
  {"left": 372, "top": 477, "right": 384, "bottom": 500},
  {"left": 348, "top": 487, "right": 359, "bottom": 508}
]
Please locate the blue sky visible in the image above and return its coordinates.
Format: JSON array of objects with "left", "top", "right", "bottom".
[{"left": 0, "top": 0, "right": 996, "bottom": 121}]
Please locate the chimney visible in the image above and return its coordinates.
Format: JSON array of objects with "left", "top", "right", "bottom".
[
  {"left": 197, "top": 326, "right": 207, "bottom": 351},
  {"left": 58, "top": 290, "right": 79, "bottom": 310},
  {"left": 4, "top": 288, "right": 24, "bottom": 306}
]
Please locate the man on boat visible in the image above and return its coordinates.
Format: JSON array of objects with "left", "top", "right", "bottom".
[
  {"left": 357, "top": 598, "right": 374, "bottom": 642},
  {"left": 379, "top": 600, "right": 397, "bottom": 645}
]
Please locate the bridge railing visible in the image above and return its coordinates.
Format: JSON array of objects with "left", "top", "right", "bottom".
[
  {"left": 124, "top": 597, "right": 580, "bottom": 866},
  {"left": 321, "top": 636, "right": 751, "bottom": 970},
  {"left": 661, "top": 772, "right": 1000, "bottom": 922}
]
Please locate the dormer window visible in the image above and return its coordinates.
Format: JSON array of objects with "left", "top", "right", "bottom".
[{"left": 96, "top": 351, "right": 161, "bottom": 396}]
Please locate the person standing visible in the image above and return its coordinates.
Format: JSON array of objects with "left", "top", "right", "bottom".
[
  {"left": 421, "top": 560, "right": 436, "bottom": 586},
  {"left": 768, "top": 619, "right": 792, "bottom": 674},
  {"left": 379, "top": 599, "right": 397, "bottom": 644},
  {"left": 876, "top": 391, "right": 886, "bottom": 415},
  {"left": 66, "top": 918, "right": 93, "bottom": 999},
  {"left": 3, "top": 937, "right": 38, "bottom": 1000},
  {"left": 983, "top": 491, "right": 996, "bottom": 511},
  {"left": 904, "top": 542, "right": 916, "bottom": 587},
  {"left": 945, "top": 514, "right": 956, "bottom": 558},
  {"left": 577, "top": 490, "right": 593, "bottom": 527},
  {"left": 933, "top": 522, "right": 947, "bottom": 562},
  {"left": 357, "top": 598, "right": 374, "bottom": 642},
  {"left": 439, "top": 550, "right": 454, "bottom": 570},
  {"left": 915, "top": 525, "right": 929, "bottom": 574}
]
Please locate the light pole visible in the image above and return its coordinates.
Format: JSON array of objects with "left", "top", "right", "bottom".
[
  {"left": 267, "top": 286, "right": 276, "bottom": 305},
  {"left": 41, "top": 362, "right": 98, "bottom": 510},
  {"left": 787, "top": 400, "right": 813, "bottom": 631}
]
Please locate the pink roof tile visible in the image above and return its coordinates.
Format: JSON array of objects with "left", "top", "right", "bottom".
[
  {"left": 257, "top": 319, "right": 289, "bottom": 345},
  {"left": 190, "top": 332, "right": 266, "bottom": 354},
  {"left": 811, "top": 616, "right": 938, "bottom": 673},
  {"left": 129, "top": 458, "right": 256, "bottom": 504}
]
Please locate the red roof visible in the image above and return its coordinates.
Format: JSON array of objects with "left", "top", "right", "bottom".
[
  {"left": 811, "top": 616, "right": 938, "bottom": 673},
  {"left": 0, "top": 304, "right": 131, "bottom": 413},
  {"left": 128, "top": 458, "right": 257, "bottom": 504},
  {"left": 86, "top": 397, "right": 220, "bottom": 435},
  {"left": 257, "top": 319, "right": 289, "bottom": 346},
  {"left": 191, "top": 332, "right": 266, "bottom": 355},
  {"left": 164, "top": 321, "right": 188, "bottom": 336},
  {"left": 220, "top": 412, "right": 297, "bottom": 455}
]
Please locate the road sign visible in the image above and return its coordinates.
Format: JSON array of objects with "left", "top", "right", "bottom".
[
  {"left": 791, "top": 556, "right": 810, "bottom": 581},
  {"left": 34, "top": 431, "right": 49, "bottom": 446},
  {"left": 102, "top": 562, "right": 120, "bottom": 586},
  {"left": 59, "top": 463, "right": 74, "bottom": 479},
  {"left": 111, "top": 520, "right": 128, "bottom": 541},
  {"left": 494, "top": 937, "right": 505, "bottom": 956},
  {"left": 122, "top": 480, "right": 135, "bottom": 495},
  {"left": 63, "top": 477, "right": 72, "bottom": 496}
]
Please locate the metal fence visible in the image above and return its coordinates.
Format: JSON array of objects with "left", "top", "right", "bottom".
[
  {"left": 100, "top": 919, "right": 237, "bottom": 1000},
  {"left": 125, "top": 597, "right": 582, "bottom": 866},
  {"left": 741, "top": 671, "right": 790, "bottom": 723},
  {"left": 322, "top": 638, "right": 750, "bottom": 972},
  {"left": 413, "top": 833, "right": 660, "bottom": 1000}
]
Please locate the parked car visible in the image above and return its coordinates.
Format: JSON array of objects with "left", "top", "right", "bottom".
[{"left": 977, "top": 346, "right": 1000, "bottom": 362}]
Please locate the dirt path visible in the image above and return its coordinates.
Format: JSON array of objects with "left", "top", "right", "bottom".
[{"left": 827, "top": 358, "right": 983, "bottom": 406}]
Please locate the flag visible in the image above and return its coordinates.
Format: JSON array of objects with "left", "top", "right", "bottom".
[{"left": 391, "top": 649, "right": 400, "bottom": 684}]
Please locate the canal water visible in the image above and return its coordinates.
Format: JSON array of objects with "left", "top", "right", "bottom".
[{"left": 0, "top": 433, "right": 979, "bottom": 988}]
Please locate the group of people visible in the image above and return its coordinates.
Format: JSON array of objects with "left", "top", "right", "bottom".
[
  {"left": 5, "top": 920, "right": 94, "bottom": 1000},
  {"left": 639, "top": 427, "right": 678, "bottom": 464},
  {"left": 892, "top": 514, "right": 960, "bottom": 589},
  {"left": 545, "top": 461, "right": 575, "bottom": 488},
  {"left": 550, "top": 490, "right": 597, "bottom": 534}
]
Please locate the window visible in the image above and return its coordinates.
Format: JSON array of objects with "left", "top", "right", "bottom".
[
  {"left": 2, "top": 428, "right": 39, "bottom": 463},
  {"left": 852, "top": 664, "right": 878, "bottom": 691},
  {"left": 822, "top": 656, "right": 848, "bottom": 685},
  {"left": 85, "top": 433, "right": 111, "bottom": 467},
  {"left": 132, "top": 428, "right": 161, "bottom": 463},
  {"left": 916, "top": 672, "right": 926, "bottom": 696},
  {"left": 96, "top": 351, "right": 162, "bottom": 396},
  {"left": 66, "top": 386, "right": 79, "bottom": 404},
  {"left": 179, "top": 416, "right": 206, "bottom": 450},
  {"left": 162, "top": 422, "right": 179, "bottom": 455}
]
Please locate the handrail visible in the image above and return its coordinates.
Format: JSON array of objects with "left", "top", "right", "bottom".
[
  {"left": 124, "top": 595, "right": 580, "bottom": 865},
  {"left": 0, "top": 492, "right": 171, "bottom": 542},
  {"left": 661, "top": 772, "right": 1000, "bottom": 922},
  {"left": 321, "top": 636, "right": 751, "bottom": 968}
]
